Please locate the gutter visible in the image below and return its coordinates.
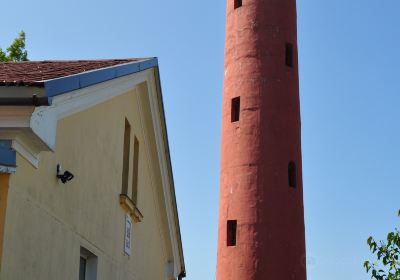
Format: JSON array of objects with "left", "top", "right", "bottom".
[{"left": 0, "top": 95, "right": 50, "bottom": 106}]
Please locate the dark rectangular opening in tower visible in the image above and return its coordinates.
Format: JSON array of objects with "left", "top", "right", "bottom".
[
  {"left": 285, "top": 43, "right": 294, "bottom": 67},
  {"left": 227, "top": 220, "right": 237, "bottom": 246},
  {"left": 231, "top": 97, "right": 240, "bottom": 122},
  {"left": 288, "top": 161, "right": 297, "bottom": 188},
  {"left": 234, "top": 0, "right": 242, "bottom": 9}
]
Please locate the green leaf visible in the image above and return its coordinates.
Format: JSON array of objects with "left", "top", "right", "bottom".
[
  {"left": 364, "top": 211, "right": 400, "bottom": 280},
  {"left": 368, "top": 236, "right": 374, "bottom": 245},
  {"left": 364, "top": 261, "right": 371, "bottom": 272},
  {"left": 5, "top": 31, "right": 29, "bottom": 61},
  {"left": 0, "top": 48, "right": 8, "bottom": 62},
  {"left": 383, "top": 256, "right": 388, "bottom": 265}
]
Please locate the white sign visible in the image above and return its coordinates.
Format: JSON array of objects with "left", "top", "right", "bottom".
[{"left": 124, "top": 214, "right": 132, "bottom": 256}]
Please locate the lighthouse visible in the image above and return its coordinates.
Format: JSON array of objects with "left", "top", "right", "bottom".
[{"left": 216, "top": 0, "right": 307, "bottom": 279}]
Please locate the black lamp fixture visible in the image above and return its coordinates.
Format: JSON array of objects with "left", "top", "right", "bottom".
[{"left": 57, "top": 164, "right": 74, "bottom": 184}]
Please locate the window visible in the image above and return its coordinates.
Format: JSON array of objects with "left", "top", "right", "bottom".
[
  {"left": 79, "top": 247, "right": 97, "bottom": 280},
  {"left": 285, "top": 43, "right": 294, "bottom": 68},
  {"left": 227, "top": 220, "right": 237, "bottom": 246},
  {"left": 120, "top": 118, "right": 142, "bottom": 221},
  {"left": 131, "top": 137, "right": 139, "bottom": 204},
  {"left": 79, "top": 256, "right": 86, "bottom": 280},
  {"left": 288, "top": 161, "right": 297, "bottom": 188},
  {"left": 121, "top": 119, "right": 131, "bottom": 195},
  {"left": 231, "top": 97, "right": 241, "bottom": 123},
  {"left": 234, "top": 0, "right": 242, "bottom": 9}
]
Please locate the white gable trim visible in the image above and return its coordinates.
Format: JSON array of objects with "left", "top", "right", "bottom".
[
  {"left": 12, "top": 140, "right": 40, "bottom": 168},
  {"left": 145, "top": 70, "right": 184, "bottom": 277}
]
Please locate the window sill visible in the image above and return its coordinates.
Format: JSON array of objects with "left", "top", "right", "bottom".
[{"left": 119, "top": 194, "right": 143, "bottom": 223}]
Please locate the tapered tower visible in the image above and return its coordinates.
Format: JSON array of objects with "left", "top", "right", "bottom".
[{"left": 216, "top": 0, "right": 307, "bottom": 279}]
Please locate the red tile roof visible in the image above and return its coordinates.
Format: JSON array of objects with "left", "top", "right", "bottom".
[{"left": 0, "top": 59, "right": 142, "bottom": 86}]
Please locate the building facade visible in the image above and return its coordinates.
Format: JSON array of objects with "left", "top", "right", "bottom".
[
  {"left": 0, "top": 59, "right": 185, "bottom": 280},
  {"left": 216, "top": 0, "right": 307, "bottom": 279}
]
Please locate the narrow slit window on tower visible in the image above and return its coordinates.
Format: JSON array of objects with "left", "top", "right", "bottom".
[
  {"left": 227, "top": 220, "right": 237, "bottom": 246},
  {"left": 131, "top": 136, "right": 139, "bottom": 204},
  {"left": 285, "top": 43, "right": 294, "bottom": 68},
  {"left": 234, "top": 0, "right": 242, "bottom": 9},
  {"left": 231, "top": 97, "right": 240, "bottom": 122},
  {"left": 121, "top": 119, "right": 131, "bottom": 195},
  {"left": 288, "top": 161, "right": 297, "bottom": 188}
]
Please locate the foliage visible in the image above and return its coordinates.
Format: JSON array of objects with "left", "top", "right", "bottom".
[
  {"left": 364, "top": 210, "right": 400, "bottom": 280},
  {"left": 0, "top": 48, "right": 7, "bottom": 61},
  {"left": 0, "top": 31, "right": 28, "bottom": 62}
]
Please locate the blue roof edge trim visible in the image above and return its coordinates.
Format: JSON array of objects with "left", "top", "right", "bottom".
[
  {"left": 0, "top": 140, "right": 16, "bottom": 168},
  {"left": 44, "top": 57, "right": 159, "bottom": 98}
]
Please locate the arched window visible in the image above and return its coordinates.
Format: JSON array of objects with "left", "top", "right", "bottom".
[{"left": 288, "top": 161, "right": 296, "bottom": 188}]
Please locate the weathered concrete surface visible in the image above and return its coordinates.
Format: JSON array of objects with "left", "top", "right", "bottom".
[{"left": 216, "top": 0, "right": 307, "bottom": 279}]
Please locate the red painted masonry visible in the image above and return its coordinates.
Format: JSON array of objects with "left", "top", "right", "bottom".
[{"left": 216, "top": 0, "right": 307, "bottom": 279}]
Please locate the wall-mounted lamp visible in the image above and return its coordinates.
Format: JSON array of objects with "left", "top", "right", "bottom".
[{"left": 57, "top": 164, "right": 74, "bottom": 184}]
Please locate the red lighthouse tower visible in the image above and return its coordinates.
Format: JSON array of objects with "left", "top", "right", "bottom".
[{"left": 216, "top": 0, "right": 307, "bottom": 279}]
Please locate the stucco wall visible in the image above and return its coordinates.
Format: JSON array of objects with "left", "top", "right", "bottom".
[
  {"left": 0, "top": 173, "right": 9, "bottom": 270},
  {"left": 1, "top": 86, "right": 173, "bottom": 280}
]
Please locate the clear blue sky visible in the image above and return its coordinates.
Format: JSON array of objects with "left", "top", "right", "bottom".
[{"left": 2, "top": 0, "right": 399, "bottom": 279}]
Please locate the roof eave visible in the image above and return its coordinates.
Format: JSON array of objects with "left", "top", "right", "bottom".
[
  {"left": 44, "top": 58, "right": 158, "bottom": 99},
  {"left": 0, "top": 57, "right": 158, "bottom": 106}
]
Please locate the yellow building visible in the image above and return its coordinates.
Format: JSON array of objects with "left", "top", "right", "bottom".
[{"left": 0, "top": 59, "right": 185, "bottom": 280}]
